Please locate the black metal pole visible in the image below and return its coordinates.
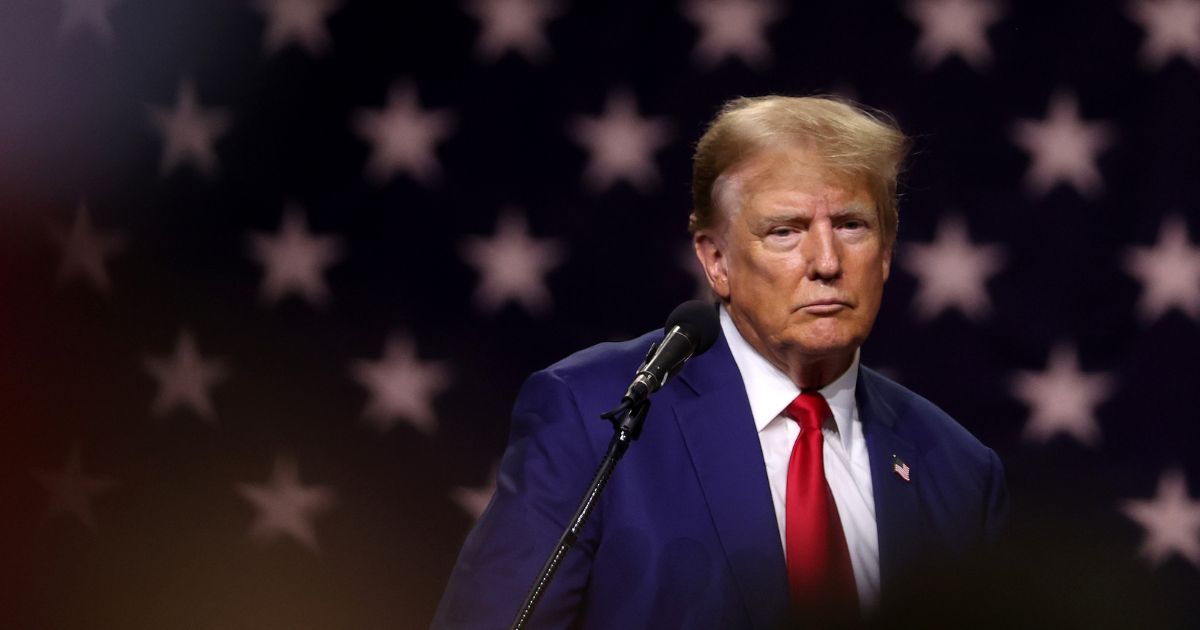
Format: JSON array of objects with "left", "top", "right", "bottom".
[{"left": 508, "top": 401, "right": 650, "bottom": 630}]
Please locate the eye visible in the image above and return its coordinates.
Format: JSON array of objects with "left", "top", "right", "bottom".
[
  {"left": 840, "top": 219, "right": 867, "bottom": 230},
  {"left": 768, "top": 226, "right": 797, "bottom": 237}
]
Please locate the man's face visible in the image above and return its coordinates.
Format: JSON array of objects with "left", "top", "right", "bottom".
[{"left": 694, "top": 144, "right": 891, "bottom": 369}]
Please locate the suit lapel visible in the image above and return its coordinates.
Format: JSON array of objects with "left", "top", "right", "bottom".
[
  {"left": 672, "top": 334, "right": 789, "bottom": 629},
  {"left": 856, "top": 366, "right": 922, "bottom": 592},
  {"left": 668, "top": 335, "right": 925, "bottom": 620}
]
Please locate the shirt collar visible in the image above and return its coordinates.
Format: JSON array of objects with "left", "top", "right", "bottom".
[{"left": 719, "top": 305, "right": 860, "bottom": 447}]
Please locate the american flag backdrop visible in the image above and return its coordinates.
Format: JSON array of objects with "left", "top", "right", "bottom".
[{"left": 4, "top": 0, "right": 1200, "bottom": 627}]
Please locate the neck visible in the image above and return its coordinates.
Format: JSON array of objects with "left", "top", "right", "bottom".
[{"left": 782, "top": 351, "right": 855, "bottom": 390}]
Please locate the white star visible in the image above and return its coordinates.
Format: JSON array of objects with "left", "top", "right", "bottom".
[
  {"left": 58, "top": 0, "right": 119, "bottom": 42},
  {"left": 1011, "top": 92, "right": 1113, "bottom": 198},
  {"left": 904, "top": 0, "right": 1003, "bottom": 70},
  {"left": 1125, "top": 214, "right": 1200, "bottom": 323},
  {"left": 569, "top": 89, "right": 672, "bottom": 193},
  {"left": 1128, "top": 0, "right": 1200, "bottom": 69},
  {"left": 682, "top": 0, "right": 784, "bottom": 70},
  {"left": 351, "top": 335, "right": 450, "bottom": 434},
  {"left": 33, "top": 444, "right": 116, "bottom": 531},
  {"left": 1011, "top": 344, "right": 1113, "bottom": 448},
  {"left": 465, "top": 0, "right": 562, "bottom": 63},
  {"left": 452, "top": 466, "right": 498, "bottom": 520},
  {"left": 1121, "top": 469, "right": 1200, "bottom": 568},
  {"left": 148, "top": 81, "right": 231, "bottom": 178},
  {"left": 238, "top": 456, "right": 335, "bottom": 553},
  {"left": 900, "top": 214, "right": 1005, "bottom": 321},
  {"left": 251, "top": 0, "right": 341, "bottom": 57},
  {"left": 354, "top": 81, "right": 455, "bottom": 186},
  {"left": 459, "top": 209, "right": 565, "bottom": 316},
  {"left": 681, "top": 244, "right": 714, "bottom": 302},
  {"left": 143, "top": 330, "right": 229, "bottom": 422},
  {"left": 49, "top": 202, "right": 125, "bottom": 294},
  {"left": 248, "top": 206, "right": 343, "bottom": 307}
]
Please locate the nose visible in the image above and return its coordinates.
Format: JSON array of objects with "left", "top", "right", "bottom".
[{"left": 802, "top": 220, "right": 842, "bottom": 281}]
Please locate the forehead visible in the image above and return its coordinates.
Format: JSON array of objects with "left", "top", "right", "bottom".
[
  {"left": 711, "top": 147, "right": 875, "bottom": 233},
  {"left": 730, "top": 143, "right": 869, "bottom": 202}
]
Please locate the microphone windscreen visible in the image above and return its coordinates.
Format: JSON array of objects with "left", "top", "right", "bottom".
[{"left": 664, "top": 300, "right": 720, "bottom": 355}]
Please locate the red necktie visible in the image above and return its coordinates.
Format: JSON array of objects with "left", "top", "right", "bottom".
[{"left": 784, "top": 391, "right": 859, "bottom": 621}]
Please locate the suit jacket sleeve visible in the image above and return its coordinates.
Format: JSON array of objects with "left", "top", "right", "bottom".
[{"left": 432, "top": 369, "right": 603, "bottom": 629}]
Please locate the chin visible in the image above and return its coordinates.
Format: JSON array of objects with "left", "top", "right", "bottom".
[{"left": 784, "top": 322, "right": 863, "bottom": 353}]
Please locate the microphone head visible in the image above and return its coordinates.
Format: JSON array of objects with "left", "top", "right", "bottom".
[{"left": 664, "top": 300, "right": 720, "bottom": 356}]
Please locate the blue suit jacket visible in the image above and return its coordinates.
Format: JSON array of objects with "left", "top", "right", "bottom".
[{"left": 433, "top": 328, "right": 1008, "bottom": 629}]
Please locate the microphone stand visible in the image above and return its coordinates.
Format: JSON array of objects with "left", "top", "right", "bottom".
[{"left": 508, "top": 398, "right": 651, "bottom": 630}]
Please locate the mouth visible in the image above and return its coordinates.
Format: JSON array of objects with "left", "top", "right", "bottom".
[{"left": 799, "top": 300, "right": 850, "bottom": 315}]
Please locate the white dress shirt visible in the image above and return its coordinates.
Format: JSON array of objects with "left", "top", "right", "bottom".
[{"left": 719, "top": 306, "right": 881, "bottom": 608}]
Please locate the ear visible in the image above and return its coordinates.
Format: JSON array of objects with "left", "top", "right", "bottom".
[
  {"left": 693, "top": 230, "right": 730, "bottom": 300},
  {"left": 881, "top": 245, "right": 892, "bottom": 282}
]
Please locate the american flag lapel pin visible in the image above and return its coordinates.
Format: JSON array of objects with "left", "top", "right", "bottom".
[{"left": 892, "top": 454, "right": 911, "bottom": 482}]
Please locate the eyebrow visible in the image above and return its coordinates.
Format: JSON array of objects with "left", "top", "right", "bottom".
[
  {"left": 757, "top": 202, "right": 877, "bottom": 225},
  {"left": 832, "top": 202, "right": 876, "bottom": 218}
]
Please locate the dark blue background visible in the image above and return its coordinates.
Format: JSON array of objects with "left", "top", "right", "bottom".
[{"left": 2, "top": 1, "right": 1197, "bottom": 627}]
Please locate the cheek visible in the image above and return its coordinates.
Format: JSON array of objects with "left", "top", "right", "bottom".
[
  {"left": 852, "top": 264, "right": 889, "bottom": 321},
  {"left": 729, "top": 254, "right": 793, "bottom": 313},
  {"left": 740, "top": 248, "right": 802, "bottom": 284},
  {"left": 849, "top": 248, "right": 889, "bottom": 284}
]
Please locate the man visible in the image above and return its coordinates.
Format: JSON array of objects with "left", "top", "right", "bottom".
[{"left": 433, "top": 96, "right": 1008, "bottom": 629}]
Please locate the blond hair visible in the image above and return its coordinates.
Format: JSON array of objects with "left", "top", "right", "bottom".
[{"left": 689, "top": 95, "right": 910, "bottom": 249}]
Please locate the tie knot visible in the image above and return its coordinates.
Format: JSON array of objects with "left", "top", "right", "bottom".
[{"left": 784, "top": 391, "right": 831, "bottom": 432}]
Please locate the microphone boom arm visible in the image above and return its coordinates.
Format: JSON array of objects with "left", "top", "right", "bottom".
[
  {"left": 508, "top": 400, "right": 650, "bottom": 630},
  {"left": 508, "top": 300, "right": 719, "bottom": 628}
]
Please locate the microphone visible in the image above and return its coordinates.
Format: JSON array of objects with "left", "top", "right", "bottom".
[
  {"left": 622, "top": 300, "right": 720, "bottom": 405},
  {"left": 511, "top": 301, "right": 720, "bottom": 629}
]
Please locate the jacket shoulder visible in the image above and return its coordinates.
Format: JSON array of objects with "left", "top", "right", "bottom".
[
  {"left": 508, "top": 330, "right": 664, "bottom": 434},
  {"left": 537, "top": 330, "right": 662, "bottom": 390}
]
